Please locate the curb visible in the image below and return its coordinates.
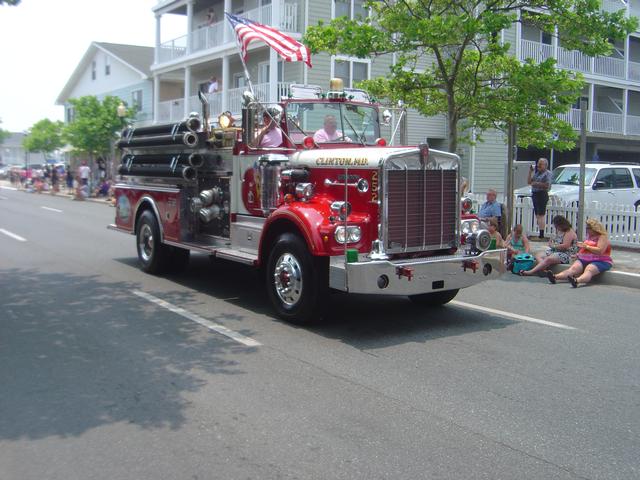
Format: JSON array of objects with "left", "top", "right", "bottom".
[{"left": 551, "top": 264, "right": 640, "bottom": 290}]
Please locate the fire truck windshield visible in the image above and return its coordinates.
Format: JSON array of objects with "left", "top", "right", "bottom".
[{"left": 285, "top": 102, "right": 380, "bottom": 145}]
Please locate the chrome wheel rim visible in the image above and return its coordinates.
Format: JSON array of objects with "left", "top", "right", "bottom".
[
  {"left": 139, "top": 224, "right": 154, "bottom": 262},
  {"left": 273, "top": 253, "right": 303, "bottom": 307}
]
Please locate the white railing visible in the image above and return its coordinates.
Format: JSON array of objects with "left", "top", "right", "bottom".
[
  {"left": 191, "top": 22, "right": 224, "bottom": 53},
  {"left": 520, "top": 39, "right": 640, "bottom": 82},
  {"left": 628, "top": 61, "right": 640, "bottom": 81},
  {"left": 157, "top": 82, "right": 292, "bottom": 123},
  {"left": 157, "top": 98, "right": 185, "bottom": 122},
  {"left": 626, "top": 114, "right": 640, "bottom": 135},
  {"left": 156, "top": 3, "right": 300, "bottom": 63},
  {"left": 557, "top": 46, "right": 592, "bottom": 72},
  {"left": 601, "top": 0, "right": 627, "bottom": 14},
  {"left": 158, "top": 35, "right": 187, "bottom": 62},
  {"left": 520, "top": 39, "right": 553, "bottom": 63},
  {"left": 468, "top": 194, "right": 640, "bottom": 247},
  {"left": 592, "top": 111, "right": 623, "bottom": 134},
  {"left": 593, "top": 55, "right": 625, "bottom": 78},
  {"left": 557, "top": 108, "right": 582, "bottom": 130}
]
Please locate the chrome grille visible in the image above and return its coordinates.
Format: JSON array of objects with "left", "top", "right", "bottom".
[{"left": 385, "top": 169, "right": 457, "bottom": 252}]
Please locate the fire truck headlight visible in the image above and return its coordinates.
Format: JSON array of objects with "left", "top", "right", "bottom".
[
  {"left": 461, "top": 219, "right": 480, "bottom": 235},
  {"left": 295, "top": 182, "right": 314, "bottom": 201},
  {"left": 217, "top": 111, "right": 234, "bottom": 128},
  {"left": 347, "top": 226, "right": 362, "bottom": 243},
  {"left": 334, "top": 226, "right": 362, "bottom": 244}
]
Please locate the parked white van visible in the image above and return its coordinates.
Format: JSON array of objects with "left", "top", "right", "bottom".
[{"left": 514, "top": 163, "right": 640, "bottom": 209}]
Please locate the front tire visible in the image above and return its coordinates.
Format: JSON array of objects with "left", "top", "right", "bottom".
[
  {"left": 265, "top": 233, "right": 328, "bottom": 324},
  {"left": 409, "top": 289, "right": 459, "bottom": 307},
  {"left": 136, "top": 210, "right": 170, "bottom": 274}
]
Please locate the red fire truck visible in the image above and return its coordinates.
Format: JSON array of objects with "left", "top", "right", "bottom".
[{"left": 109, "top": 80, "right": 502, "bottom": 323}]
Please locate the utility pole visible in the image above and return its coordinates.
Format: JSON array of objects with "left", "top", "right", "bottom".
[
  {"left": 577, "top": 98, "right": 588, "bottom": 241},
  {"left": 505, "top": 122, "right": 517, "bottom": 233}
]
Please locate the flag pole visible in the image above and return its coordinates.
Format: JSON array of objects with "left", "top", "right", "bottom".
[{"left": 225, "top": 13, "right": 255, "bottom": 95}]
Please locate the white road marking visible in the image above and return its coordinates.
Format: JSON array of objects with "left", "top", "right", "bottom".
[
  {"left": 0, "top": 228, "right": 27, "bottom": 242},
  {"left": 612, "top": 270, "right": 640, "bottom": 279},
  {"left": 0, "top": 195, "right": 8, "bottom": 200},
  {"left": 450, "top": 300, "right": 576, "bottom": 330},
  {"left": 41, "top": 206, "right": 63, "bottom": 213},
  {"left": 0, "top": 186, "right": 17, "bottom": 191},
  {"left": 132, "top": 290, "right": 261, "bottom": 347}
]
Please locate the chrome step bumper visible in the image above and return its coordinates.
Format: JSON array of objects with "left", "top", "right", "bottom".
[{"left": 329, "top": 249, "right": 506, "bottom": 295}]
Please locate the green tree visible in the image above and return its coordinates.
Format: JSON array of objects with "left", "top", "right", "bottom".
[
  {"left": 22, "top": 119, "right": 64, "bottom": 157},
  {"left": 64, "top": 96, "right": 132, "bottom": 164},
  {"left": 304, "top": 1, "right": 637, "bottom": 152}
]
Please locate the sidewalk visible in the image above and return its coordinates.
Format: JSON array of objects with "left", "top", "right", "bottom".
[{"left": 0, "top": 179, "right": 114, "bottom": 206}]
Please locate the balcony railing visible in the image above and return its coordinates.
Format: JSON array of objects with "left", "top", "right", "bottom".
[
  {"left": 157, "top": 82, "right": 292, "bottom": 123},
  {"left": 556, "top": 108, "right": 640, "bottom": 135},
  {"left": 520, "top": 40, "right": 630, "bottom": 81},
  {"left": 601, "top": 0, "right": 627, "bottom": 14},
  {"left": 157, "top": 2, "right": 300, "bottom": 64}
]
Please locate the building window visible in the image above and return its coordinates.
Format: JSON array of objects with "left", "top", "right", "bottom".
[
  {"left": 91, "top": 61, "right": 96, "bottom": 80},
  {"left": 105, "top": 57, "right": 111, "bottom": 76},
  {"left": 233, "top": 73, "right": 246, "bottom": 88},
  {"left": 333, "top": 0, "right": 367, "bottom": 20},
  {"left": 131, "top": 90, "right": 143, "bottom": 112},
  {"left": 66, "top": 106, "right": 75, "bottom": 123},
  {"left": 258, "top": 61, "right": 284, "bottom": 84},
  {"left": 333, "top": 57, "right": 369, "bottom": 87}
]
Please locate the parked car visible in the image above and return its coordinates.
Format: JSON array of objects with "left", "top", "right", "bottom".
[{"left": 514, "top": 163, "right": 640, "bottom": 209}]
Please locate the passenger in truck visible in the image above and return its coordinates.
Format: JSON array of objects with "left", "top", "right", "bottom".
[
  {"left": 253, "top": 110, "right": 283, "bottom": 148},
  {"left": 313, "top": 115, "right": 351, "bottom": 143}
]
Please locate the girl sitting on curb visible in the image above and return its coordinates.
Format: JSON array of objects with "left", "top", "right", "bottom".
[{"left": 547, "top": 218, "right": 613, "bottom": 287}]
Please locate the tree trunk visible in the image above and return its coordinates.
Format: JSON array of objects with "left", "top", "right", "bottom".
[{"left": 447, "top": 103, "right": 458, "bottom": 154}]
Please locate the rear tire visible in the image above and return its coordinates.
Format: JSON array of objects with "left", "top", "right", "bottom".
[
  {"left": 136, "top": 210, "right": 171, "bottom": 274},
  {"left": 265, "top": 233, "right": 328, "bottom": 324},
  {"left": 408, "top": 289, "right": 459, "bottom": 307}
]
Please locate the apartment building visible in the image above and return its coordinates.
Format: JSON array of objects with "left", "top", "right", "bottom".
[{"left": 150, "top": 0, "right": 640, "bottom": 194}]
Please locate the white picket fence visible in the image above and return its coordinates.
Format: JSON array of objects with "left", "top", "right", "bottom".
[{"left": 467, "top": 193, "right": 640, "bottom": 247}]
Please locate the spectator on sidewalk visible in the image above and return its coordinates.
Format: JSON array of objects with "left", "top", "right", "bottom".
[
  {"left": 78, "top": 161, "right": 90, "bottom": 187},
  {"left": 66, "top": 165, "right": 74, "bottom": 193},
  {"left": 51, "top": 166, "right": 59, "bottom": 193},
  {"left": 528, "top": 157, "right": 552, "bottom": 239},
  {"left": 487, "top": 217, "right": 504, "bottom": 249},
  {"left": 519, "top": 215, "right": 578, "bottom": 277},
  {"left": 478, "top": 188, "right": 501, "bottom": 222},
  {"left": 547, "top": 218, "right": 613, "bottom": 287},
  {"left": 504, "top": 224, "right": 530, "bottom": 261}
]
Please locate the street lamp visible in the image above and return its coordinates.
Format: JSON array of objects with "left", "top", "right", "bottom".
[{"left": 117, "top": 101, "right": 127, "bottom": 123}]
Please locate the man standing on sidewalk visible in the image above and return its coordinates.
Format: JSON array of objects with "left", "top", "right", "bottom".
[
  {"left": 78, "top": 161, "right": 90, "bottom": 186},
  {"left": 528, "top": 157, "right": 552, "bottom": 239}
]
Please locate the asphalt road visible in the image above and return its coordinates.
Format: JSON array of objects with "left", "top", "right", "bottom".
[{"left": 1, "top": 186, "right": 639, "bottom": 480}]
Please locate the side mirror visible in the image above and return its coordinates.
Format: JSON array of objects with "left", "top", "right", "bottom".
[
  {"left": 382, "top": 109, "right": 392, "bottom": 126},
  {"left": 593, "top": 181, "right": 607, "bottom": 190}
]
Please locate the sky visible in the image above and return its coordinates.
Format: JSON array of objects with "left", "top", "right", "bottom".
[{"left": 0, "top": 0, "right": 184, "bottom": 133}]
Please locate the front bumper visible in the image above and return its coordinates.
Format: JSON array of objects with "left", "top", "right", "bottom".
[{"left": 329, "top": 249, "right": 506, "bottom": 295}]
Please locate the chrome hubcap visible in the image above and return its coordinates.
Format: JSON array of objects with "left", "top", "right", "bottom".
[
  {"left": 139, "top": 224, "right": 154, "bottom": 262},
  {"left": 273, "top": 253, "right": 303, "bottom": 307}
]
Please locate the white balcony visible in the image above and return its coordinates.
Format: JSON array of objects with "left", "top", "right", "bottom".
[
  {"left": 157, "top": 82, "right": 292, "bottom": 123},
  {"left": 520, "top": 40, "right": 635, "bottom": 81},
  {"left": 157, "top": 2, "right": 300, "bottom": 65}
]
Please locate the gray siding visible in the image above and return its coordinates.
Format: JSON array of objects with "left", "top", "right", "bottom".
[
  {"left": 97, "top": 80, "right": 153, "bottom": 123},
  {"left": 471, "top": 129, "right": 508, "bottom": 194}
]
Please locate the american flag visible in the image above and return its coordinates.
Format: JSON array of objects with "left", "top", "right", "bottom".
[{"left": 225, "top": 13, "right": 312, "bottom": 67}]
